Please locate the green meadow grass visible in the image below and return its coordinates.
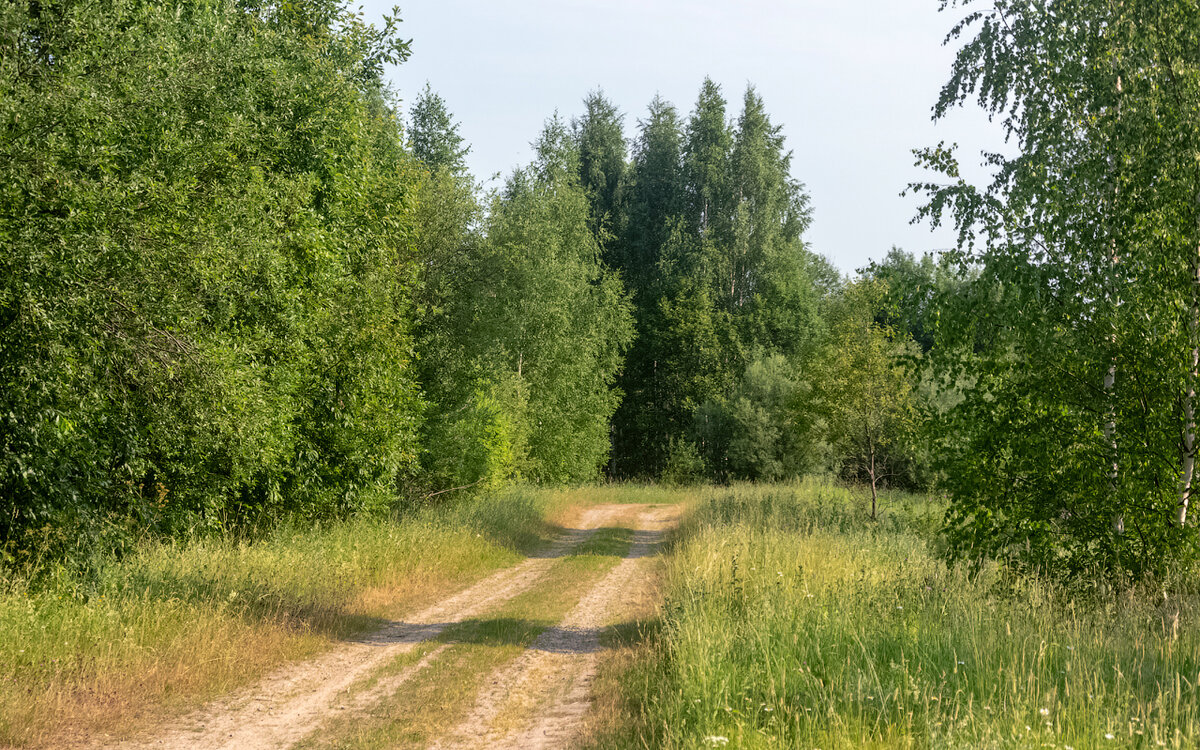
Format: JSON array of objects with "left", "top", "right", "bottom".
[{"left": 597, "top": 479, "right": 1200, "bottom": 750}]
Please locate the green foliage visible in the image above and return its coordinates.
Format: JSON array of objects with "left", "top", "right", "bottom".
[
  {"left": 482, "top": 120, "right": 633, "bottom": 481},
  {"left": 573, "top": 90, "right": 627, "bottom": 252},
  {"left": 608, "top": 99, "right": 686, "bottom": 476},
  {"left": 810, "top": 280, "right": 918, "bottom": 510},
  {"left": 405, "top": 87, "right": 512, "bottom": 496},
  {"left": 694, "top": 354, "right": 819, "bottom": 481},
  {"left": 660, "top": 438, "right": 708, "bottom": 486},
  {"left": 861, "top": 248, "right": 969, "bottom": 353},
  {"left": 415, "top": 113, "right": 633, "bottom": 487},
  {"left": 408, "top": 83, "right": 470, "bottom": 176},
  {"left": 606, "top": 81, "right": 824, "bottom": 479},
  {"left": 0, "top": 0, "right": 424, "bottom": 564},
  {"left": 913, "top": 0, "right": 1200, "bottom": 577},
  {"left": 419, "top": 374, "right": 529, "bottom": 494}
]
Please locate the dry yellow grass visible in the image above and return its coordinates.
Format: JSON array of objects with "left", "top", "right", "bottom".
[
  {"left": 0, "top": 487, "right": 561, "bottom": 748},
  {"left": 296, "top": 525, "right": 636, "bottom": 750}
]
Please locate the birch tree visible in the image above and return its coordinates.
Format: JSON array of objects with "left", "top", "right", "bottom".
[
  {"left": 914, "top": 0, "right": 1200, "bottom": 575},
  {"left": 815, "top": 281, "right": 916, "bottom": 520}
]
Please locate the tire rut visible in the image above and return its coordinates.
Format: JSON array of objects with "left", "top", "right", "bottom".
[
  {"left": 429, "top": 504, "right": 679, "bottom": 750},
  {"left": 98, "top": 505, "right": 624, "bottom": 750}
]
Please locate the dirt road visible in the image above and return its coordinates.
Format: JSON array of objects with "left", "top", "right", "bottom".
[{"left": 99, "top": 503, "right": 677, "bottom": 750}]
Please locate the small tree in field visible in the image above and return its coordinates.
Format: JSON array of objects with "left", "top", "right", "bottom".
[{"left": 816, "top": 280, "right": 916, "bottom": 520}]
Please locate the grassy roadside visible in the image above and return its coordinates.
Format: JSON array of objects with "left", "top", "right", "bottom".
[
  {"left": 0, "top": 485, "right": 632, "bottom": 748},
  {"left": 297, "top": 526, "right": 636, "bottom": 750},
  {"left": 593, "top": 479, "right": 1200, "bottom": 749}
]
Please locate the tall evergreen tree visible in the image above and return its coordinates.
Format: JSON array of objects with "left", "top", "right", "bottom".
[
  {"left": 408, "top": 83, "right": 470, "bottom": 175},
  {"left": 683, "top": 78, "right": 735, "bottom": 241},
  {"left": 728, "top": 85, "right": 816, "bottom": 358},
  {"left": 573, "top": 90, "right": 627, "bottom": 257},
  {"left": 609, "top": 97, "right": 686, "bottom": 476},
  {"left": 624, "top": 96, "right": 686, "bottom": 295},
  {"left": 609, "top": 82, "right": 822, "bottom": 478}
]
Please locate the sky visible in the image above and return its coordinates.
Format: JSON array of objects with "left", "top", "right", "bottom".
[{"left": 363, "top": 0, "right": 1008, "bottom": 274}]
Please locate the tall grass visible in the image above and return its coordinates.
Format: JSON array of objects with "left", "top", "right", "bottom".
[
  {"left": 0, "top": 486, "right": 566, "bottom": 747},
  {"left": 600, "top": 479, "right": 1200, "bottom": 749}
]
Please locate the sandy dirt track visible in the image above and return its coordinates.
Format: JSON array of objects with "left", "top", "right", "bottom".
[
  {"left": 96, "top": 502, "right": 677, "bottom": 750},
  {"left": 430, "top": 504, "right": 677, "bottom": 750}
]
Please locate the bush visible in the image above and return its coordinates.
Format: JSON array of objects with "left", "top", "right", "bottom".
[
  {"left": 693, "top": 355, "right": 820, "bottom": 481},
  {"left": 0, "top": 0, "right": 422, "bottom": 563},
  {"left": 660, "top": 438, "right": 707, "bottom": 486}
]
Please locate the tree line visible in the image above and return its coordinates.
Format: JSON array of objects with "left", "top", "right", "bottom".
[
  {"left": 0, "top": 0, "right": 922, "bottom": 571},
  {"left": 383, "top": 79, "right": 926, "bottom": 501},
  {"left": 6, "top": 0, "right": 1197, "bottom": 582}
]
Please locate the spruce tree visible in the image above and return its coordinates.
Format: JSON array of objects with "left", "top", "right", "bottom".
[
  {"left": 573, "top": 91, "right": 627, "bottom": 259},
  {"left": 609, "top": 96, "right": 686, "bottom": 476},
  {"left": 728, "top": 85, "right": 816, "bottom": 359},
  {"left": 408, "top": 83, "right": 470, "bottom": 175},
  {"left": 684, "top": 78, "right": 735, "bottom": 241}
]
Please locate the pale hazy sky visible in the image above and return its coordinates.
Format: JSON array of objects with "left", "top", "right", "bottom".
[{"left": 363, "top": 0, "right": 1007, "bottom": 273}]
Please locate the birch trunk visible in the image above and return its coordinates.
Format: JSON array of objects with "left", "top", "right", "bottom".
[
  {"left": 1107, "top": 72, "right": 1124, "bottom": 536},
  {"left": 866, "top": 425, "right": 878, "bottom": 521},
  {"left": 1106, "top": 360, "right": 1122, "bottom": 534},
  {"left": 1179, "top": 237, "right": 1199, "bottom": 527}
]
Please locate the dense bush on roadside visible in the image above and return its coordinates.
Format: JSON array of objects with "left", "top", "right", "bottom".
[{"left": 0, "top": 0, "right": 424, "bottom": 564}]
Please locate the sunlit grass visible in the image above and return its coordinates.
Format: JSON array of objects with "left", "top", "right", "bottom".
[
  {"left": 0, "top": 486, "right": 568, "bottom": 747},
  {"left": 298, "top": 524, "right": 637, "bottom": 750},
  {"left": 596, "top": 478, "right": 1200, "bottom": 749}
]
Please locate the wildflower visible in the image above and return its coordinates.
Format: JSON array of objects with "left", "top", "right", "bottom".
[
  {"left": 703, "top": 737, "right": 729, "bottom": 747},
  {"left": 1039, "top": 708, "right": 1050, "bottom": 716},
  {"left": 1105, "top": 734, "right": 1115, "bottom": 740}
]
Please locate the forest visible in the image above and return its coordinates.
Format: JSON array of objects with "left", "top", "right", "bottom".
[
  {"left": 4, "top": 0, "right": 1200, "bottom": 582},
  {"left": 1, "top": 0, "right": 922, "bottom": 568},
  {"left": 7, "top": 1, "right": 1200, "bottom": 747}
]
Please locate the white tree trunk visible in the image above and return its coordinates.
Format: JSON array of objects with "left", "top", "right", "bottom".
[
  {"left": 1107, "top": 73, "right": 1124, "bottom": 536},
  {"left": 1179, "top": 241, "right": 1199, "bottom": 527}
]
